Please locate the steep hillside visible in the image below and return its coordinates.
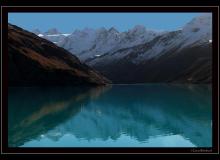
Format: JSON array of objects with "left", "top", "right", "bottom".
[{"left": 8, "top": 24, "right": 110, "bottom": 86}]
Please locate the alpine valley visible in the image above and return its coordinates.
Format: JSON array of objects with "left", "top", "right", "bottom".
[{"left": 34, "top": 13, "right": 212, "bottom": 84}]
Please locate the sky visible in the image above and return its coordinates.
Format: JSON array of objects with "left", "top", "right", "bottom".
[{"left": 8, "top": 13, "right": 205, "bottom": 33}]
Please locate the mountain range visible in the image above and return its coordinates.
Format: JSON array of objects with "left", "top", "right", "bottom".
[{"left": 33, "top": 13, "right": 212, "bottom": 84}]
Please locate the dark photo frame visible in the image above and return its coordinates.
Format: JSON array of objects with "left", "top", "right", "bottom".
[{"left": 1, "top": 6, "right": 219, "bottom": 154}]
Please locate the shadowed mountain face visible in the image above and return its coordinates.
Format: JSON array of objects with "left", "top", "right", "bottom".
[
  {"left": 8, "top": 84, "right": 212, "bottom": 147},
  {"left": 8, "top": 24, "right": 110, "bottom": 86},
  {"left": 91, "top": 42, "right": 212, "bottom": 84}
]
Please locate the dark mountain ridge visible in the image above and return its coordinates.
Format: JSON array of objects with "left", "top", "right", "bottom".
[{"left": 8, "top": 24, "right": 110, "bottom": 86}]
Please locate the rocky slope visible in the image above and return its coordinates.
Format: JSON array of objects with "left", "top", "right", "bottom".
[
  {"left": 35, "top": 26, "right": 164, "bottom": 62},
  {"left": 8, "top": 24, "right": 110, "bottom": 86}
]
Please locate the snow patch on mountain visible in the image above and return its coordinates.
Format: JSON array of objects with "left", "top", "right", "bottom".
[{"left": 33, "top": 28, "right": 71, "bottom": 44}]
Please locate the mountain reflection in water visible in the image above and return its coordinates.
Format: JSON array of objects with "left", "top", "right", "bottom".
[{"left": 8, "top": 84, "right": 212, "bottom": 147}]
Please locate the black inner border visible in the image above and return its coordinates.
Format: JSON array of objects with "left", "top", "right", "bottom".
[{"left": 1, "top": 6, "right": 219, "bottom": 154}]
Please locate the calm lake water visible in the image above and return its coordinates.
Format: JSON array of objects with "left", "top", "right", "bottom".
[{"left": 8, "top": 84, "right": 212, "bottom": 147}]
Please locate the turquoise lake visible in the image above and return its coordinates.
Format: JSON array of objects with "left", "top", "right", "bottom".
[{"left": 8, "top": 84, "right": 212, "bottom": 147}]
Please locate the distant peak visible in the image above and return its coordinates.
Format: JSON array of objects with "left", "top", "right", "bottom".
[
  {"left": 82, "top": 27, "right": 95, "bottom": 34},
  {"left": 183, "top": 13, "right": 212, "bottom": 32},
  {"left": 73, "top": 29, "right": 81, "bottom": 33},
  {"left": 132, "top": 25, "right": 146, "bottom": 31},
  {"left": 45, "top": 28, "right": 61, "bottom": 35}
]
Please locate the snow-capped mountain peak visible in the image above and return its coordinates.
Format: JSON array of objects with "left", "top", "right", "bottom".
[
  {"left": 183, "top": 13, "right": 212, "bottom": 33},
  {"left": 179, "top": 13, "right": 212, "bottom": 49},
  {"left": 82, "top": 27, "right": 96, "bottom": 33},
  {"left": 130, "top": 25, "right": 146, "bottom": 33}
]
